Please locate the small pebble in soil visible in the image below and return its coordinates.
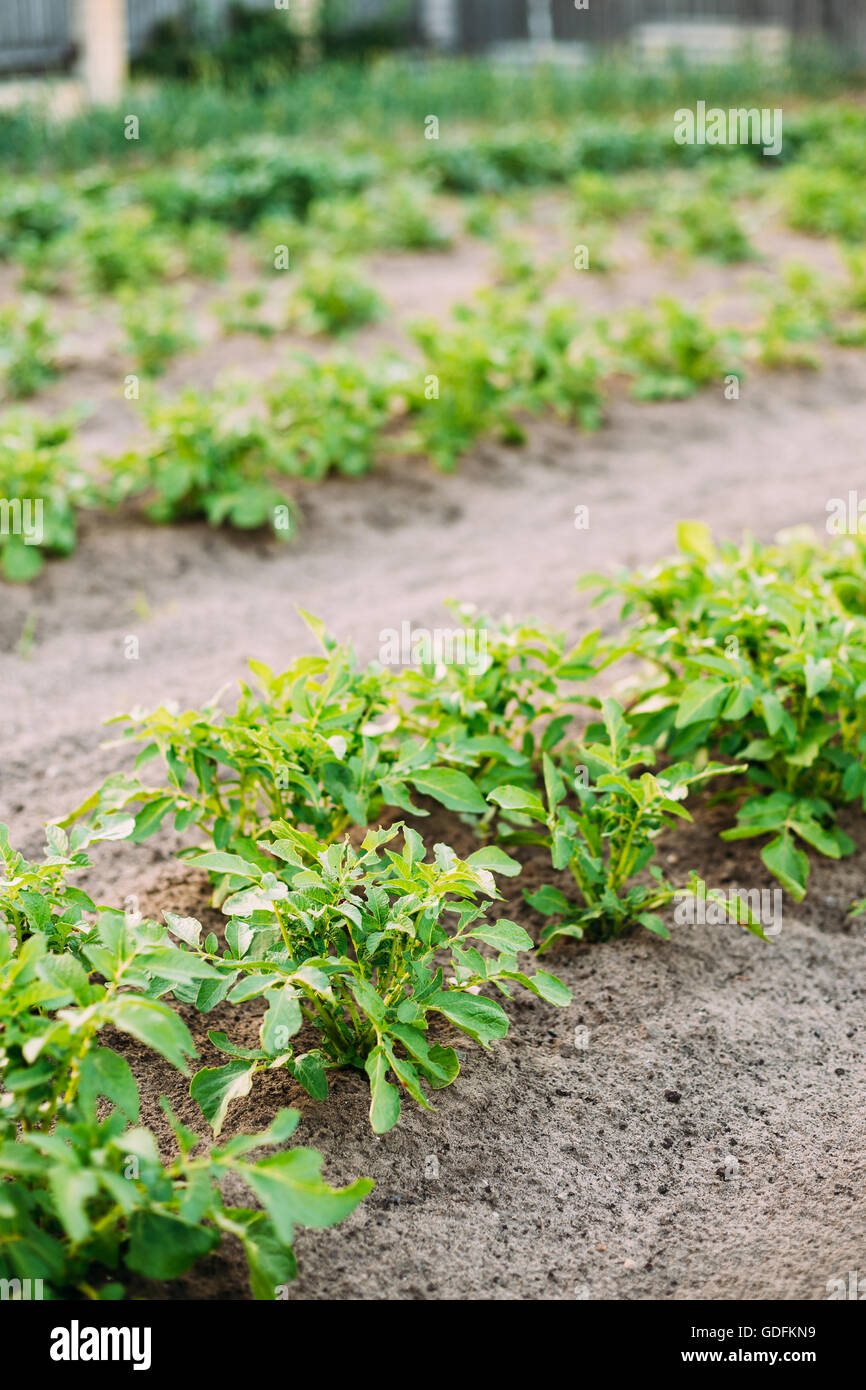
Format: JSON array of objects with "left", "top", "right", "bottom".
[{"left": 664, "top": 1089, "right": 682, "bottom": 1103}]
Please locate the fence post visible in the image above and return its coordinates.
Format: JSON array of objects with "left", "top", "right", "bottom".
[
  {"left": 74, "top": 0, "right": 128, "bottom": 104},
  {"left": 420, "top": 0, "right": 460, "bottom": 49},
  {"left": 527, "top": 0, "right": 554, "bottom": 44}
]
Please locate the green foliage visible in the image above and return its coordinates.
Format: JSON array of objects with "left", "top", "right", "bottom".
[
  {"left": 752, "top": 261, "right": 832, "bottom": 368},
  {"left": 421, "top": 122, "right": 688, "bottom": 196},
  {"left": 69, "top": 605, "right": 598, "bottom": 858},
  {"left": 406, "top": 290, "right": 603, "bottom": 470},
  {"left": 491, "top": 237, "right": 550, "bottom": 293},
  {"left": 784, "top": 165, "right": 866, "bottom": 242},
  {"left": 68, "top": 622, "right": 445, "bottom": 850},
  {"left": 462, "top": 196, "right": 502, "bottom": 239},
  {"left": 397, "top": 602, "right": 599, "bottom": 787},
  {"left": 571, "top": 170, "right": 653, "bottom": 223},
  {"left": 213, "top": 287, "right": 275, "bottom": 337},
  {"left": 585, "top": 522, "right": 865, "bottom": 898},
  {"left": 265, "top": 354, "right": 399, "bottom": 478},
  {"left": 0, "top": 299, "right": 59, "bottom": 400},
  {"left": 600, "top": 297, "right": 744, "bottom": 401},
  {"left": 0, "top": 413, "right": 93, "bottom": 581},
  {"left": 0, "top": 181, "right": 75, "bottom": 257},
  {"left": 0, "top": 908, "right": 370, "bottom": 1298},
  {"left": 182, "top": 220, "right": 230, "bottom": 279},
  {"left": 308, "top": 179, "right": 452, "bottom": 253},
  {"left": 139, "top": 139, "right": 378, "bottom": 230},
  {"left": 133, "top": 3, "right": 301, "bottom": 85},
  {"left": 77, "top": 207, "right": 178, "bottom": 292},
  {"left": 290, "top": 255, "right": 385, "bottom": 335},
  {"left": 106, "top": 389, "right": 293, "bottom": 531},
  {"left": 0, "top": 58, "right": 857, "bottom": 176},
  {"left": 119, "top": 287, "right": 197, "bottom": 377},
  {"left": 0, "top": 820, "right": 101, "bottom": 949},
  {"left": 490, "top": 704, "right": 738, "bottom": 947},
  {"left": 647, "top": 195, "right": 756, "bottom": 263},
  {"left": 175, "top": 823, "right": 569, "bottom": 1133}
]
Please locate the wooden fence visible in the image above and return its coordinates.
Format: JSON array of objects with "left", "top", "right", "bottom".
[
  {"left": 458, "top": 0, "right": 863, "bottom": 49},
  {"left": 0, "top": 0, "right": 862, "bottom": 73}
]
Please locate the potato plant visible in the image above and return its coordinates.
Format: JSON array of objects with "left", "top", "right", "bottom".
[
  {"left": 585, "top": 522, "right": 866, "bottom": 898},
  {"left": 396, "top": 602, "right": 600, "bottom": 806},
  {"left": 646, "top": 195, "right": 756, "bottom": 264},
  {"left": 489, "top": 701, "right": 743, "bottom": 947},
  {"left": 164, "top": 823, "right": 570, "bottom": 1133},
  {"left": 69, "top": 606, "right": 602, "bottom": 861},
  {"left": 0, "top": 912, "right": 371, "bottom": 1299},
  {"left": 406, "top": 290, "right": 603, "bottom": 471},
  {"left": 265, "top": 353, "right": 400, "bottom": 479},
  {"left": 0, "top": 298, "right": 59, "bottom": 400},
  {"left": 0, "top": 815, "right": 134, "bottom": 949},
  {"left": 289, "top": 255, "right": 385, "bottom": 335},
  {"left": 105, "top": 389, "right": 294, "bottom": 531},
  {"left": 0, "top": 413, "right": 94, "bottom": 581},
  {"left": 118, "top": 287, "right": 198, "bottom": 377},
  {"left": 308, "top": 179, "right": 451, "bottom": 253},
  {"left": 598, "top": 297, "right": 745, "bottom": 402}
]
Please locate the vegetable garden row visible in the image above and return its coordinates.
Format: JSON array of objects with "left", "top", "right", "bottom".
[
  {"left": 3, "top": 513, "right": 866, "bottom": 1297},
  {"left": 3, "top": 101, "right": 866, "bottom": 579}
]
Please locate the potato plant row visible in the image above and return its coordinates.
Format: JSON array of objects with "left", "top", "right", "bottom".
[
  {"left": 6, "top": 253, "right": 866, "bottom": 583},
  {"left": 4, "top": 523, "right": 865, "bottom": 1299}
]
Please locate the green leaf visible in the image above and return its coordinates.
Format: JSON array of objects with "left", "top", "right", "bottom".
[
  {"left": 760, "top": 691, "right": 788, "bottom": 737},
  {"left": 407, "top": 769, "right": 488, "bottom": 814},
  {"left": 19, "top": 890, "right": 51, "bottom": 933},
  {"left": 542, "top": 753, "right": 566, "bottom": 808},
  {"left": 674, "top": 679, "right": 729, "bottom": 729},
  {"left": 2, "top": 538, "right": 44, "bottom": 582},
  {"left": 804, "top": 654, "right": 833, "bottom": 698},
  {"left": 465, "top": 846, "right": 522, "bottom": 877},
  {"left": 364, "top": 1046, "right": 401, "bottom": 1133},
  {"left": 191, "top": 1060, "right": 258, "bottom": 1136},
  {"left": 48, "top": 1169, "right": 99, "bottom": 1244},
  {"left": 240, "top": 1149, "right": 373, "bottom": 1242},
  {"left": 237, "top": 1212, "right": 298, "bottom": 1301},
  {"left": 131, "top": 797, "right": 176, "bottom": 841},
  {"left": 524, "top": 884, "right": 572, "bottom": 916},
  {"left": 78, "top": 1046, "right": 140, "bottom": 1122},
  {"left": 528, "top": 969, "right": 573, "bottom": 1006},
  {"left": 487, "top": 785, "right": 546, "bottom": 818},
  {"left": 789, "top": 817, "right": 845, "bottom": 859},
  {"left": 190, "top": 851, "right": 263, "bottom": 879},
  {"left": 601, "top": 699, "right": 629, "bottom": 758},
  {"left": 261, "top": 986, "right": 303, "bottom": 1055},
  {"left": 292, "top": 1052, "right": 329, "bottom": 1102},
  {"left": 425, "top": 990, "right": 509, "bottom": 1048},
  {"left": 468, "top": 918, "right": 533, "bottom": 953},
  {"left": 36, "top": 953, "right": 92, "bottom": 1005},
  {"left": 638, "top": 912, "right": 671, "bottom": 939},
  {"left": 761, "top": 834, "right": 809, "bottom": 900},
  {"left": 164, "top": 912, "right": 204, "bottom": 948},
  {"left": 127, "top": 1211, "right": 219, "bottom": 1279},
  {"left": 107, "top": 996, "right": 196, "bottom": 1074},
  {"left": 676, "top": 519, "right": 715, "bottom": 563},
  {"left": 387, "top": 1024, "right": 452, "bottom": 1085}
]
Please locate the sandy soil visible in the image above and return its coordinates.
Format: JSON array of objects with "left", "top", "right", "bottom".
[{"left": 1, "top": 221, "right": 864, "bottom": 1301}]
